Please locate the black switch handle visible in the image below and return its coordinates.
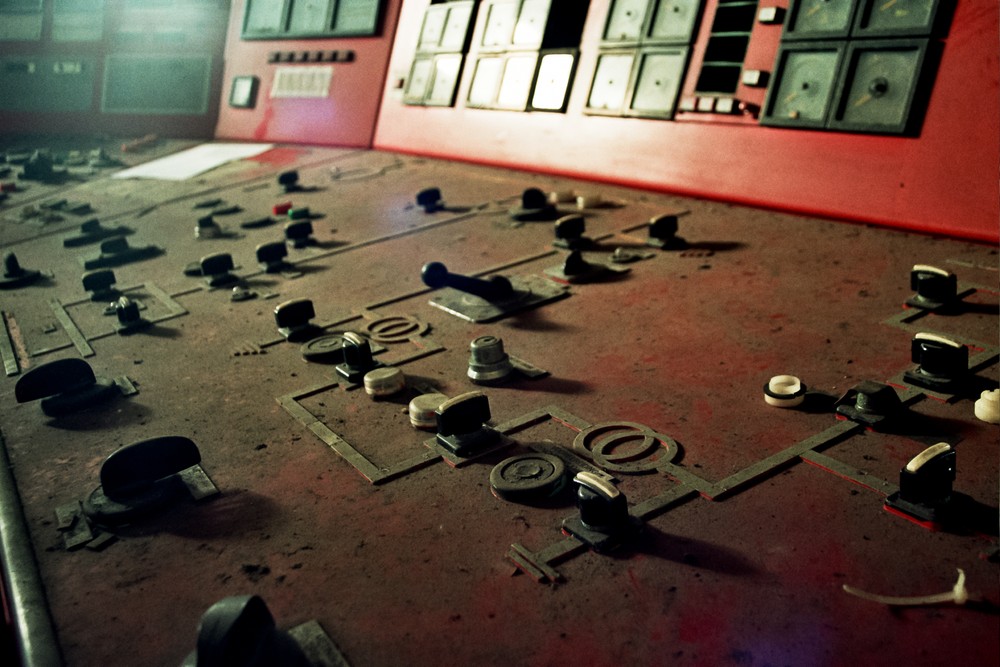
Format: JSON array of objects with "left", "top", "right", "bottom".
[{"left": 421, "top": 262, "right": 514, "bottom": 302}]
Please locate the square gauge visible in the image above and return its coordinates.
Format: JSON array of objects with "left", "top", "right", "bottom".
[
  {"left": 603, "top": 0, "right": 650, "bottom": 43},
  {"left": 586, "top": 51, "right": 636, "bottom": 114},
  {"left": 626, "top": 48, "right": 689, "bottom": 118},
  {"left": 530, "top": 51, "right": 576, "bottom": 112},
  {"left": 829, "top": 39, "right": 929, "bottom": 134},
  {"left": 762, "top": 42, "right": 845, "bottom": 128},
  {"left": 468, "top": 56, "right": 504, "bottom": 107},
  {"left": 481, "top": 0, "right": 518, "bottom": 49},
  {"left": 417, "top": 3, "right": 448, "bottom": 50},
  {"left": 648, "top": 0, "right": 702, "bottom": 44},
  {"left": 512, "top": 0, "right": 550, "bottom": 48},
  {"left": 288, "top": 0, "right": 333, "bottom": 34},
  {"left": 404, "top": 57, "right": 434, "bottom": 105},
  {"left": 439, "top": 1, "right": 475, "bottom": 51},
  {"left": 784, "top": 0, "right": 859, "bottom": 40},
  {"left": 425, "top": 54, "right": 464, "bottom": 107},
  {"left": 852, "top": 0, "right": 942, "bottom": 37},
  {"left": 496, "top": 54, "right": 538, "bottom": 110}
]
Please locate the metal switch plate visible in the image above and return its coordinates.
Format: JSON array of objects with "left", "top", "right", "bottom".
[
  {"left": 426, "top": 274, "right": 569, "bottom": 323},
  {"left": 762, "top": 42, "right": 845, "bottom": 128}
]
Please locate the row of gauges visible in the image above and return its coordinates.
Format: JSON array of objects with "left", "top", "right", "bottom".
[{"left": 403, "top": 0, "right": 944, "bottom": 134}]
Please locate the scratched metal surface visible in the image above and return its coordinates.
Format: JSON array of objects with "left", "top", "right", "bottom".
[{"left": 0, "top": 144, "right": 997, "bottom": 667}]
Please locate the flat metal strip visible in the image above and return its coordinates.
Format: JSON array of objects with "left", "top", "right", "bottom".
[
  {"left": 49, "top": 299, "right": 94, "bottom": 358},
  {"left": 278, "top": 394, "right": 318, "bottom": 426},
  {"left": 534, "top": 536, "right": 588, "bottom": 565},
  {"left": 308, "top": 421, "right": 382, "bottom": 482},
  {"left": 1, "top": 311, "right": 20, "bottom": 376},
  {"left": 631, "top": 486, "right": 701, "bottom": 521},
  {"left": 507, "top": 543, "right": 563, "bottom": 583},
  {"left": 375, "top": 450, "right": 442, "bottom": 486},
  {"left": 800, "top": 451, "right": 898, "bottom": 497},
  {"left": 143, "top": 281, "right": 187, "bottom": 317}
]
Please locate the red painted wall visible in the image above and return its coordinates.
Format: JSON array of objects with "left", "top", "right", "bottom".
[
  {"left": 215, "top": 0, "right": 402, "bottom": 147},
  {"left": 373, "top": 1, "right": 999, "bottom": 243}
]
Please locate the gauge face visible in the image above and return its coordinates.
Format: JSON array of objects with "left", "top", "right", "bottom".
[
  {"left": 587, "top": 52, "right": 635, "bottom": 112},
  {"left": 468, "top": 57, "right": 504, "bottom": 107},
  {"left": 648, "top": 0, "right": 701, "bottom": 43},
  {"left": 604, "top": 0, "right": 649, "bottom": 42},
  {"left": 497, "top": 54, "right": 537, "bottom": 109},
  {"left": 482, "top": 0, "right": 517, "bottom": 48},
  {"left": 439, "top": 3, "right": 474, "bottom": 51},
  {"left": 628, "top": 49, "right": 688, "bottom": 117},
  {"left": 404, "top": 57, "right": 434, "bottom": 104},
  {"left": 786, "top": 0, "right": 858, "bottom": 39},
  {"left": 512, "top": 0, "right": 549, "bottom": 48},
  {"left": 831, "top": 40, "right": 926, "bottom": 132},
  {"left": 854, "top": 0, "right": 939, "bottom": 36},
  {"left": 531, "top": 53, "right": 576, "bottom": 111},
  {"left": 418, "top": 5, "right": 448, "bottom": 49},
  {"left": 288, "top": 0, "right": 331, "bottom": 33},
  {"left": 426, "top": 55, "right": 463, "bottom": 107},
  {"left": 764, "top": 45, "right": 843, "bottom": 126}
]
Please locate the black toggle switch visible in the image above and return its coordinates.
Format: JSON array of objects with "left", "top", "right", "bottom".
[
  {"left": 196, "top": 215, "right": 222, "bottom": 239},
  {"left": 284, "top": 220, "right": 314, "bottom": 248},
  {"left": 1, "top": 251, "right": 41, "bottom": 288},
  {"left": 553, "top": 214, "right": 589, "bottom": 249},
  {"left": 907, "top": 264, "right": 957, "bottom": 311},
  {"left": 421, "top": 261, "right": 515, "bottom": 302},
  {"left": 14, "top": 358, "right": 119, "bottom": 416},
  {"left": 82, "top": 269, "right": 119, "bottom": 301},
  {"left": 561, "top": 472, "right": 642, "bottom": 551},
  {"left": 256, "top": 241, "right": 291, "bottom": 273},
  {"left": 416, "top": 187, "right": 443, "bottom": 213},
  {"left": 904, "top": 333, "right": 968, "bottom": 392},
  {"left": 81, "top": 236, "right": 161, "bottom": 270},
  {"left": 83, "top": 435, "right": 202, "bottom": 526},
  {"left": 62, "top": 218, "right": 132, "bottom": 248},
  {"left": 647, "top": 213, "right": 688, "bottom": 249},
  {"left": 509, "top": 187, "right": 559, "bottom": 222},
  {"left": 335, "top": 332, "right": 381, "bottom": 382},
  {"left": 114, "top": 296, "right": 149, "bottom": 334},
  {"left": 184, "top": 595, "right": 310, "bottom": 667},
  {"left": 274, "top": 298, "right": 322, "bottom": 342},
  {"left": 885, "top": 442, "right": 956, "bottom": 523},
  {"left": 435, "top": 391, "right": 499, "bottom": 457},
  {"left": 278, "top": 169, "right": 301, "bottom": 193},
  {"left": 834, "top": 380, "right": 903, "bottom": 428},
  {"left": 199, "top": 252, "right": 238, "bottom": 287}
]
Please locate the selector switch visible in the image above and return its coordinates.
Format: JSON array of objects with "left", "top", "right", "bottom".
[
  {"left": 278, "top": 170, "right": 301, "bottom": 193},
  {"left": 284, "top": 220, "right": 315, "bottom": 248},
  {"left": 435, "top": 391, "right": 499, "bottom": 457},
  {"left": 509, "top": 187, "right": 559, "bottom": 222},
  {"left": 885, "top": 442, "right": 956, "bottom": 523},
  {"left": 81, "top": 236, "right": 161, "bottom": 270},
  {"left": 904, "top": 333, "right": 968, "bottom": 392},
  {"left": 647, "top": 213, "right": 688, "bottom": 249},
  {"left": 907, "top": 264, "right": 957, "bottom": 311},
  {"left": 14, "top": 358, "right": 120, "bottom": 417},
  {"left": 553, "top": 214, "right": 589, "bottom": 249},
  {"left": 83, "top": 435, "right": 203, "bottom": 526},
  {"left": 416, "top": 187, "right": 444, "bottom": 213},
  {"left": 184, "top": 595, "right": 309, "bottom": 667},
  {"left": 1, "top": 252, "right": 41, "bottom": 289},
  {"left": 63, "top": 218, "right": 132, "bottom": 248},
  {"left": 274, "top": 299, "right": 323, "bottom": 343},
  {"left": 82, "top": 269, "right": 119, "bottom": 302},
  {"left": 562, "top": 472, "right": 642, "bottom": 551},
  {"left": 195, "top": 215, "right": 222, "bottom": 239},
  {"left": 199, "top": 253, "right": 239, "bottom": 288},
  {"left": 835, "top": 380, "right": 904, "bottom": 428},
  {"left": 114, "top": 296, "right": 150, "bottom": 335},
  {"left": 256, "top": 241, "right": 292, "bottom": 273},
  {"left": 335, "top": 332, "right": 382, "bottom": 383}
]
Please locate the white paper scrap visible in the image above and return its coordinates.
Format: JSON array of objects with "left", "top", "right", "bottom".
[{"left": 112, "top": 143, "right": 275, "bottom": 181}]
